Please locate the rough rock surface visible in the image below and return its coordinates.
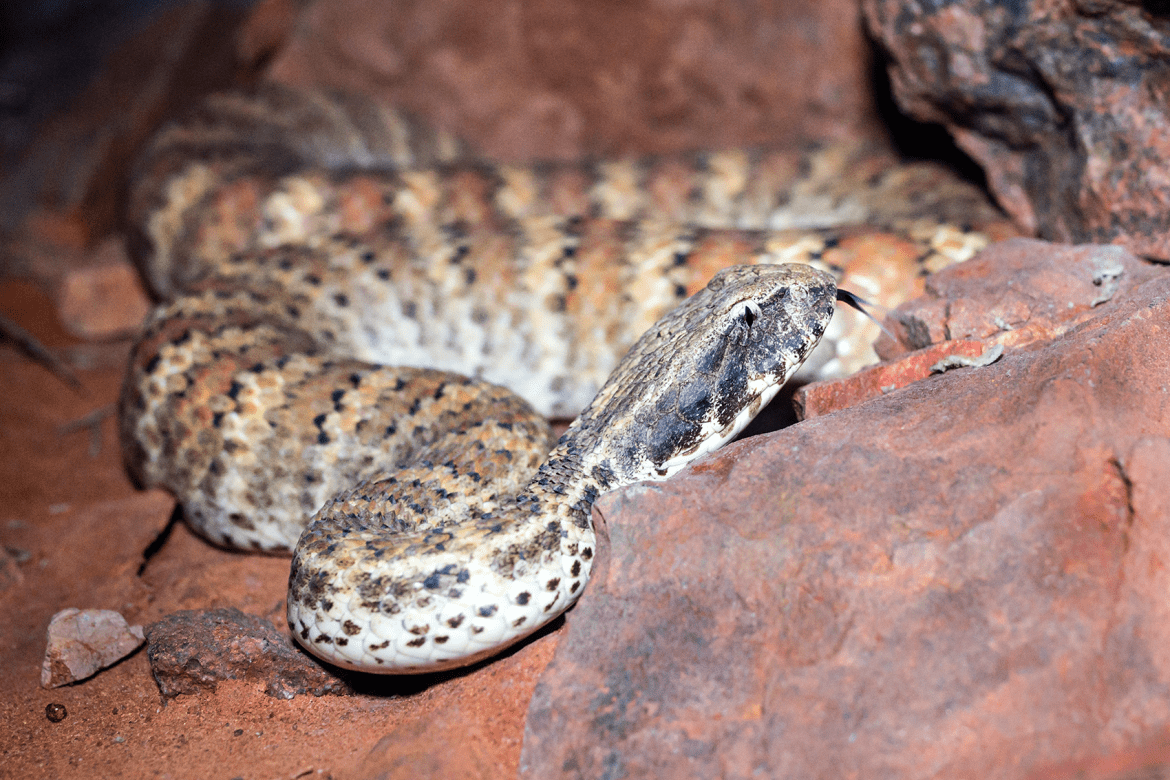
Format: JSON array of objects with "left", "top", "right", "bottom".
[
  {"left": 145, "top": 608, "right": 355, "bottom": 700},
  {"left": 863, "top": 0, "right": 1170, "bottom": 259},
  {"left": 260, "top": 0, "right": 882, "bottom": 161},
  {"left": 522, "top": 241, "right": 1170, "bottom": 778},
  {"left": 878, "top": 239, "right": 1163, "bottom": 356},
  {"left": 41, "top": 608, "right": 145, "bottom": 688},
  {"left": 798, "top": 239, "right": 1164, "bottom": 417}
]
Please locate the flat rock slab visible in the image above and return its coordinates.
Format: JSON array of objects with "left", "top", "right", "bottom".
[{"left": 522, "top": 242, "right": 1170, "bottom": 778}]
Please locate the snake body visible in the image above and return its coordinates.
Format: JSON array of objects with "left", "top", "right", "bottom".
[{"left": 120, "top": 84, "right": 1000, "bottom": 672}]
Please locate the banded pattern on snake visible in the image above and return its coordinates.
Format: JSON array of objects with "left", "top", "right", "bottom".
[{"left": 120, "top": 84, "right": 1003, "bottom": 672}]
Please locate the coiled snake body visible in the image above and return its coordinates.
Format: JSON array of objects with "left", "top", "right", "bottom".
[{"left": 120, "top": 85, "right": 1001, "bottom": 672}]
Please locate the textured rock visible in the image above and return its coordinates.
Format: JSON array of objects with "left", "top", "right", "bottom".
[
  {"left": 41, "top": 608, "right": 145, "bottom": 688},
  {"left": 864, "top": 0, "right": 1170, "bottom": 259},
  {"left": 800, "top": 239, "right": 1163, "bottom": 418},
  {"left": 794, "top": 338, "right": 987, "bottom": 419},
  {"left": 260, "top": 0, "right": 881, "bottom": 162},
  {"left": 145, "top": 608, "right": 354, "bottom": 700},
  {"left": 521, "top": 242, "right": 1170, "bottom": 778},
  {"left": 877, "top": 239, "right": 1164, "bottom": 359},
  {"left": 1025, "top": 727, "right": 1170, "bottom": 780}
]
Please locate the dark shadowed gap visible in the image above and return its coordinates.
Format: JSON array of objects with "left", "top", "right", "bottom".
[{"left": 869, "top": 43, "right": 990, "bottom": 191}]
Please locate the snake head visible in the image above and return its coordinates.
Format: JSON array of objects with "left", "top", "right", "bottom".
[{"left": 575, "top": 263, "right": 837, "bottom": 484}]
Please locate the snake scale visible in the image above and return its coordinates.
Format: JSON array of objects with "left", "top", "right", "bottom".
[{"left": 120, "top": 84, "right": 1005, "bottom": 672}]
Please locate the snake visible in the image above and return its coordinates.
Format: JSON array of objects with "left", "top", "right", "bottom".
[{"left": 119, "top": 83, "right": 1004, "bottom": 673}]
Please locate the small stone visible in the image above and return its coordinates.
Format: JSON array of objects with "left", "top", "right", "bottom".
[
  {"left": 145, "top": 608, "right": 354, "bottom": 700},
  {"left": 44, "top": 703, "right": 68, "bottom": 723},
  {"left": 41, "top": 608, "right": 146, "bottom": 688}
]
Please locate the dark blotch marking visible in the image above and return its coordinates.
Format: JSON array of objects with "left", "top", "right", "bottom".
[
  {"left": 406, "top": 637, "right": 426, "bottom": 648},
  {"left": 517, "top": 592, "right": 531, "bottom": 605}
]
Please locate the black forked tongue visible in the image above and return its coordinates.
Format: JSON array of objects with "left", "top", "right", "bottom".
[{"left": 835, "top": 288, "right": 898, "bottom": 342}]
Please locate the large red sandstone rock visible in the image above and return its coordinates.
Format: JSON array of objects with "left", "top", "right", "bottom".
[
  {"left": 797, "top": 239, "right": 1165, "bottom": 416},
  {"left": 260, "top": 0, "right": 881, "bottom": 161},
  {"left": 864, "top": 0, "right": 1170, "bottom": 259},
  {"left": 521, "top": 241, "right": 1170, "bottom": 778}
]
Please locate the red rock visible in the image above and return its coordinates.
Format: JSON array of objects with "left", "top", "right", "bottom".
[
  {"left": 800, "top": 239, "right": 1163, "bottom": 419},
  {"left": 795, "top": 338, "right": 987, "bottom": 419},
  {"left": 259, "top": 0, "right": 883, "bottom": 161},
  {"left": 521, "top": 243, "right": 1170, "bottom": 778},
  {"left": 863, "top": 0, "right": 1170, "bottom": 259},
  {"left": 876, "top": 239, "right": 1164, "bottom": 360},
  {"left": 1025, "top": 726, "right": 1170, "bottom": 780}
]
